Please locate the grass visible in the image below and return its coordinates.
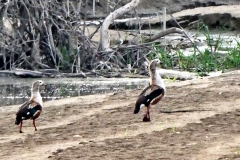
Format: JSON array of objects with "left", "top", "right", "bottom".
[
  {"left": 147, "top": 23, "right": 240, "bottom": 76},
  {"left": 59, "top": 84, "right": 69, "bottom": 98},
  {"left": 166, "top": 76, "right": 178, "bottom": 83},
  {"left": 59, "top": 46, "right": 75, "bottom": 71}
]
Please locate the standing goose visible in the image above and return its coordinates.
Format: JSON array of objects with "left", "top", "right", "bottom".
[
  {"left": 134, "top": 59, "right": 165, "bottom": 122},
  {"left": 15, "top": 80, "right": 46, "bottom": 133}
]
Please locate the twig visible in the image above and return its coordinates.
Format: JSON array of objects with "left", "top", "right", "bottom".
[
  {"left": 88, "top": 22, "right": 101, "bottom": 39},
  {"left": 82, "top": 68, "right": 109, "bottom": 78},
  {"left": 160, "top": 109, "right": 211, "bottom": 113},
  {"left": 169, "top": 13, "right": 202, "bottom": 54},
  {"left": 146, "top": 27, "right": 184, "bottom": 42}
]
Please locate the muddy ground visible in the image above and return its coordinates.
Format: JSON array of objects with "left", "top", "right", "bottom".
[{"left": 1, "top": 71, "right": 240, "bottom": 159}]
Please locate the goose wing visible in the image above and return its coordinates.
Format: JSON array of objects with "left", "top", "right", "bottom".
[
  {"left": 134, "top": 85, "right": 151, "bottom": 114},
  {"left": 16, "top": 101, "right": 42, "bottom": 119},
  {"left": 15, "top": 101, "right": 32, "bottom": 125},
  {"left": 138, "top": 84, "right": 151, "bottom": 97},
  {"left": 16, "top": 101, "right": 32, "bottom": 116}
]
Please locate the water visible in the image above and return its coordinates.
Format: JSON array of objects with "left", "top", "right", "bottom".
[{"left": 0, "top": 77, "right": 149, "bottom": 107}]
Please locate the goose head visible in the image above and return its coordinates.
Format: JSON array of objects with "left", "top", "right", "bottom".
[
  {"left": 31, "top": 80, "right": 46, "bottom": 93},
  {"left": 149, "top": 59, "right": 161, "bottom": 70}
]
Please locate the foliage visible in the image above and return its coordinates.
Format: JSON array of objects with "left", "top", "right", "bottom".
[
  {"left": 0, "top": 0, "right": 96, "bottom": 72},
  {"left": 148, "top": 23, "right": 240, "bottom": 76},
  {"left": 59, "top": 46, "right": 74, "bottom": 71},
  {"left": 147, "top": 42, "right": 174, "bottom": 68},
  {"left": 224, "top": 41, "right": 240, "bottom": 69},
  {"left": 1, "top": 0, "right": 239, "bottom": 76},
  {"left": 59, "top": 84, "right": 69, "bottom": 98}
]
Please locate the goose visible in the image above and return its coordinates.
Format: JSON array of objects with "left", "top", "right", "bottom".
[
  {"left": 134, "top": 59, "right": 165, "bottom": 122},
  {"left": 15, "top": 80, "right": 46, "bottom": 133}
]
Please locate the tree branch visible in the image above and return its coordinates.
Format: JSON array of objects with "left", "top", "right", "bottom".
[{"left": 100, "top": 0, "right": 141, "bottom": 51}]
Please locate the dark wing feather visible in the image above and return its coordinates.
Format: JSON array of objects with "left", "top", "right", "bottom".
[
  {"left": 17, "top": 101, "right": 31, "bottom": 115},
  {"left": 138, "top": 84, "right": 151, "bottom": 97},
  {"left": 147, "top": 87, "right": 164, "bottom": 105},
  {"left": 15, "top": 101, "right": 31, "bottom": 125},
  {"left": 134, "top": 84, "right": 153, "bottom": 114},
  {"left": 134, "top": 87, "right": 164, "bottom": 114},
  {"left": 134, "top": 95, "right": 147, "bottom": 114}
]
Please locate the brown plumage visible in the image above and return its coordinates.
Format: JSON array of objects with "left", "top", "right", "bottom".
[
  {"left": 15, "top": 80, "right": 45, "bottom": 133},
  {"left": 134, "top": 59, "right": 165, "bottom": 122}
]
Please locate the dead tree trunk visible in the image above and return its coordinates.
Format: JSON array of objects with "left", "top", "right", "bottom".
[{"left": 100, "top": 0, "right": 141, "bottom": 52}]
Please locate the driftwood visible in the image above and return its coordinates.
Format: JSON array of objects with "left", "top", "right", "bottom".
[
  {"left": 39, "top": 69, "right": 59, "bottom": 75},
  {"left": 62, "top": 73, "right": 87, "bottom": 78},
  {"left": 100, "top": 0, "right": 141, "bottom": 51},
  {"left": 146, "top": 27, "right": 184, "bottom": 42},
  {"left": 85, "top": 69, "right": 121, "bottom": 78},
  {"left": 0, "top": 69, "right": 87, "bottom": 78},
  {"left": 14, "top": 69, "right": 43, "bottom": 78},
  {"left": 157, "top": 68, "right": 197, "bottom": 80},
  {"left": 0, "top": 70, "right": 15, "bottom": 77},
  {"left": 121, "top": 68, "right": 197, "bottom": 80}
]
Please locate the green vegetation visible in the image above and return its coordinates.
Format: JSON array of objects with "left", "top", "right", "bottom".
[
  {"left": 166, "top": 76, "right": 178, "bottom": 83},
  {"left": 147, "top": 23, "right": 240, "bottom": 76},
  {"left": 59, "top": 84, "right": 69, "bottom": 98},
  {"left": 59, "top": 46, "right": 75, "bottom": 71}
]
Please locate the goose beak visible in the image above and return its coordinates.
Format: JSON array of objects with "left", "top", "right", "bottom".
[{"left": 41, "top": 82, "right": 47, "bottom": 89}]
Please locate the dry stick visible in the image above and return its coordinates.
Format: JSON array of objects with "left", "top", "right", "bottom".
[
  {"left": 169, "top": 13, "right": 202, "bottom": 54},
  {"left": 36, "top": 62, "right": 51, "bottom": 69},
  {"left": 77, "top": 48, "right": 81, "bottom": 73},
  {"left": 46, "top": 22, "right": 58, "bottom": 67},
  {"left": 117, "top": 41, "right": 165, "bottom": 49},
  {"left": 81, "top": 68, "right": 109, "bottom": 78},
  {"left": 0, "top": 1, "right": 9, "bottom": 23},
  {"left": 3, "top": 47, "right": 6, "bottom": 70},
  {"left": 39, "top": 1, "right": 58, "bottom": 69},
  {"left": 89, "top": 23, "right": 101, "bottom": 39},
  {"left": 76, "top": 0, "right": 82, "bottom": 15},
  {"left": 160, "top": 109, "right": 211, "bottom": 113},
  {"left": 82, "top": 1, "right": 88, "bottom": 37},
  {"left": 112, "top": 0, "right": 123, "bottom": 11},
  {"left": 135, "top": 9, "right": 141, "bottom": 66},
  {"left": 146, "top": 27, "right": 184, "bottom": 42},
  {"left": 74, "top": 27, "right": 81, "bottom": 73},
  {"left": 18, "top": 1, "right": 37, "bottom": 69}
]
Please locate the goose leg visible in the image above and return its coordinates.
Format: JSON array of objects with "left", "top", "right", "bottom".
[
  {"left": 19, "top": 121, "right": 23, "bottom": 133},
  {"left": 33, "top": 119, "right": 37, "bottom": 131},
  {"left": 143, "top": 105, "right": 151, "bottom": 122}
]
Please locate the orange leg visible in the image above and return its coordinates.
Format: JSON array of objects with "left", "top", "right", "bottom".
[
  {"left": 143, "top": 105, "right": 151, "bottom": 122},
  {"left": 33, "top": 119, "right": 37, "bottom": 131},
  {"left": 147, "top": 105, "right": 151, "bottom": 116},
  {"left": 146, "top": 105, "right": 151, "bottom": 119},
  {"left": 19, "top": 121, "right": 23, "bottom": 133}
]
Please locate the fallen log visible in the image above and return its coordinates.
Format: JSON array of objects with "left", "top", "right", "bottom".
[
  {"left": 0, "top": 68, "right": 196, "bottom": 80},
  {"left": 146, "top": 27, "right": 184, "bottom": 42},
  {"left": 39, "top": 69, "right": 59, "bottom": 76},
  {"left": 62, "top": 72, "right": 87, "bottom": 78},
  {"left": 157, "top": 68, "right": 197, "bottom": 80},
  {"left": 14, "top": 69, "right": 43, "bottom": 78},
  {"left": 0, "top": 70, "right": 15, "bottom": 77}
]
